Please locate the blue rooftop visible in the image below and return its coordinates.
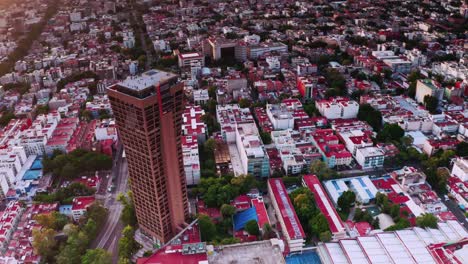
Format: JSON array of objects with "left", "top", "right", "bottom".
[
  {"left": 22, "top": 170, "right": 41, "bottom": 180},
  {"left": 233, "top": 207, "right": 258, "bottom": 231},
  {"left": 30, "top": 158, "right": 43, "bottom": 170}
]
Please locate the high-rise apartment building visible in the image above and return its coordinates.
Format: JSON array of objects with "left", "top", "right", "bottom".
[{"left": 107, "top": 70, "right": 189, "bottom": 243}]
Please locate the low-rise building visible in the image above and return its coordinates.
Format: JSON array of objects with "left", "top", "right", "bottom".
[
  {"left": 324, "top": 176, "right": 379, "bottom": 205},
  {"left": 267, "top": 178, "right": 305, "bottom": 252},
  {"left": 303, "top": 175, "right": 347, "bottom": 239},
  {"left": 71, "top": 196, "right": 95, "bottom": 221}
]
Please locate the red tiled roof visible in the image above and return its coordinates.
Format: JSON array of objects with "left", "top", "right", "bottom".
[
  {"left": 268, "top": 178, "right": 305, "bottom": 240},
  {"left": 251, "top": 198, "right": 270, "bottom": 229},
  {"left": 303, "top": 175, "right": 345, "bottom": 234}
]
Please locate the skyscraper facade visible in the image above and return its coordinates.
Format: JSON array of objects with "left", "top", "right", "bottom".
[{"left": 107, "top": 70, "right": 189, "bottom": 243}]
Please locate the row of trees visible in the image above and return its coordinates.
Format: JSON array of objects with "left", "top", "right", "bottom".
[
  {"left": 116, "top": 190, "right": 139, "bottom": 264},
  {"left": 34, "top": 182, "right": 95, "bottom": 204},
  {"left": 43, "top": 149, "right": 112, "bottom": 181},
  {"left": 32, "top": 203, "right": 110, "bottom": 264},
  {"left": 193, "top": 174, "right": 258, "bottom": 208},
  {"left": 289, "top": 187, "right": 332, "bottom": 242}
]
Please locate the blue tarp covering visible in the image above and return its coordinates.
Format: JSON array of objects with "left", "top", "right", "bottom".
[{"left": 233, "top": 207, "right": 258, "bottom": 231}]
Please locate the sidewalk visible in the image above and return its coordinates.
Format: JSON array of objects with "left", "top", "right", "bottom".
[{"left": 132, "top": 228, "right": 157, "bottom": 261}]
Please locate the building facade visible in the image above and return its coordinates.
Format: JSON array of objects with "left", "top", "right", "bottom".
[{"left": 108, "top": 70, "right": 189, "bottom": 244}]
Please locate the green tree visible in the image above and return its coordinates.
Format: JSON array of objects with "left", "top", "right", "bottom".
[
  {"left": 309, "top": 160, "right": 338, "bottom": 180},
  {"left": 56, "top": 231, "right": 90, "bottom": 264},
  {"left": 377, "top": 123, "right": 405, "bottom": 142},
  {"left": 260, "top": 131, "right": 272, "bottom": 144},
  {"left": 357, "top": 104, "right": 382, "bottom": 131},
  {"left": 416, "top": 213, "right": 438, "bottom": 228},
  {"left": 118, "top": 225, "right": 138, "bottom": 259},
  {"left": 117, "top": 192, "right": 137, "bottom": 227},
  {"left": 245, "top": 220, "right": 260, "bottom": 236},
  {"left": 34, "top": 212, "right": 68, "bottom": 230},
  {"left": 219, "top": 237, "right": 241, "bottom": 245},
  {"left": 198, "top": 215, "right": 217, "bottom": 242},
  {"left": 423, "top": 95, "right": 438, "bottom": 114},
  {"left": 384, "top": 218, "right": 410, "bottom": 231},
  {"left": 337, "top": 191, "right": 356, "bottom": 213},
  {"left": 390, "top": 204, "right": 400, "bottom": 219},
  {"left": 310, "top": 214, "right": 330, "bottom": 236},
  {"left": 220, "top": 204, "right": 236, "bottom": 218},
  {"left": 204, "top": 138, "right": 218, "bottom": 153},
  {"left": 83, "top": 218, "right": 98, "bottom": 238},
  {"left": 85, "top": 203, "right": 108, "bottom": 227},
  {"left": 319, "top": 231, "right": 332, "bottom": 242},
  {"left": 118, "top": 257, "right": 131, "bottom": 264},
  {"left": 82, "top": 249, "right": 112, "bottom": 264},
  {"left": 32, "top": 228, "right": 57, "bottom": 259}
]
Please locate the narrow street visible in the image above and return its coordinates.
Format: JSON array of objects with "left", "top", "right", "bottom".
[{"left": 92, "top": 145, "right": 129, "bottom": 263}]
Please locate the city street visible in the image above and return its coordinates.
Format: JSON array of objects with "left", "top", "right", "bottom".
[
  {"left": 442, "top": 198, "right": 468, "bottom": 227},
  {"left": 92, "top": 145, "right": 129, "bottom": 263}
]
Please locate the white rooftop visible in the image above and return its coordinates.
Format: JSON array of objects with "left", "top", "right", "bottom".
[{"left": 118, "top": 70, "right": 177, "bottom": 91}]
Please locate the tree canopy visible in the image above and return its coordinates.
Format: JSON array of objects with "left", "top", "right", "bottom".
[
  {"left": 309, "top": 160, "right": 338, "bottom": 180},
  {"left": 357, "top": 104, "right": 382, "bottom": 131},
  {"left": 117, "top": 191, "right": 137, "bottom": 227},
  {"left": 245, "top": 220, "right": 260, "bottom": 236},
  {"left": 43, "top": 149, "right": 112, "bottom": 180},
  {"left": 416, "top": 213, "right": 438, "bottom": 229},
  {"left": 82, "top": 249, "right": 112, "bottom": 264},
  {"left": 198, "top": 215, "right": 217, "bottom": 242},
  {"left": 337, "top": 190, "right": 356, "bottom": 214},
  {"left": 377, "top": 123, "right": 405, "bottom": 142},
  {"left": 423, "top": 95, "right": 438, "bottom": 114}
]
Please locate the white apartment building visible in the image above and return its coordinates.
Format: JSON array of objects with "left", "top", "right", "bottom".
[
  {"left": 415, "top": 79, "right": 444, "bottom": 104},
  {"left": 316, "top": 97, "right": 359, "bottom": 119},
  {"left": 452, "top": 157, "right": 468, "bottom": 182},
  {"left": 235, "top": 123, "right": 270, "bottom": 178},
  {"left": 266, "top": 104, "right": 294, "bottom": 130},
  {"left": 182, "top": 136, "right": 201, "bottom": 186},
  {"left": 355, "top": 147, "right": 385, "bottom": 169}
]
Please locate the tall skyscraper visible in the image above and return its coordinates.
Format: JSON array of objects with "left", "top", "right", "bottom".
[{"left": 108, "top": 70, "right": 189, "bottom": 243}]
